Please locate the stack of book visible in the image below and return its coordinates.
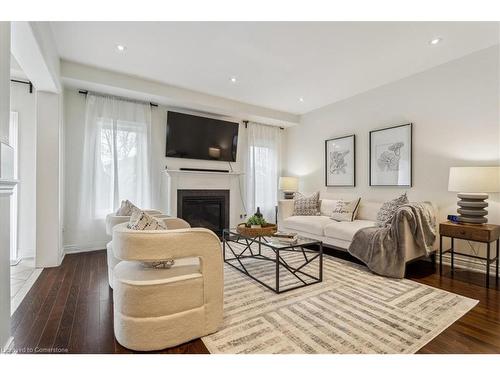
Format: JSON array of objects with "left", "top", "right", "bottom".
[{"left": 272, "top": 232, "right": 298, "bottom": 244}]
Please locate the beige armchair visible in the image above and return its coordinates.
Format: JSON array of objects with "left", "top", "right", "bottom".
[
  {"left": 105, "top": 209, "right": 163, "bottom": 288},
  {"left": 111, "top": 221, "right": 224, "bottom": 351}
]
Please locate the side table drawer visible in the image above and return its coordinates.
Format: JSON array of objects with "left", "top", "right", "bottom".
[{"left": 439, "top": 223, "right": 490, "bottom": 242}]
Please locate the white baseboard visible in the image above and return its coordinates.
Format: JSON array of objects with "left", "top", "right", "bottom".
[
  {"left": 58, "top": 250, "right": 66, "bottom": 265},
  {"left": 9, "top": 257, "right": 22, "bottom": 266},
  {"left": 63, "top": 242, "right": 107, "bottom": 254},
  {"left": 440, "top": 253, "right": 497, "bottom": 275}
]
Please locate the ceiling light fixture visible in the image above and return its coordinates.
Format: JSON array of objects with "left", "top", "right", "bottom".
[
  {"left": 299, "top": 97, "right": 304, "bottom": 103},
  {"left": 230, "top": 77, "right": 237, "bottom": 83},
  {"left": 429, "top": 37, "right": 442, "bottom": 45},
  {"left": 116, "top": 44, "right": 127, "bottom": 52}
]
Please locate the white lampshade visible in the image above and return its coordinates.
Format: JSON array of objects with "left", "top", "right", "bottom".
[
  {"left": 279, "top": 176, "right": 299, "bottom": 192},
  {"left": 448, "top": 167, "right": 500, "bottom": 193}
]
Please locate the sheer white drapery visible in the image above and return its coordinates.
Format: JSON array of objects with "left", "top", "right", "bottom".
[
  {"left": 245, "top": 122, "right": 282, "bottom": 222},
  {"left": 76, "top": 94, "right": 152, "bottom": 243}
]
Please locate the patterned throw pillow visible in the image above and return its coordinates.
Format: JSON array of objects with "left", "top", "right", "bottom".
[
  {"left": 128, "top": 210, "right": 167, "bottom": 230},
  {"left": 293, "top": 192, "right": 320, "bottom": 216},
  {"left": 330, "top": 198, "right": 361, "bottom": 222},
  {"left": 376, "top": 193, "right": 409, "bottom": 227},
  {"left": 116, "top": 200, "right": 140, "bottom": 216}
]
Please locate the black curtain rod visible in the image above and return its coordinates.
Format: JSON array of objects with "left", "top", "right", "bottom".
[
  {"left": 78, "top": 90, "right": 158, "bottom": 107},
  {"left": 243, "top": 120, "right": 284, "bottom": 130},
  {"left": 11, "top": 79, "right": 33, "bottom": 94}
]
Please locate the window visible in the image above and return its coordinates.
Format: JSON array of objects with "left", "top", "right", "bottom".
[
  {"left": 94, "top": 118, "right": 149, "bottom": 218},
  {"left": 78, "top": 94, "right": 152, "bottom": 231},
  {"left": 246, "top": 122, "right": 282, "bottom": 222}
]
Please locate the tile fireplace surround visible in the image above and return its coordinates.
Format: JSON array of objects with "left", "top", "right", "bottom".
[{"left": 162, "top": 169, "right": 245, "bottom": 229}]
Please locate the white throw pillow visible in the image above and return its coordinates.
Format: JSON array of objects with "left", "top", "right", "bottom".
[
  {"left": 330, "top": 198, "right": 361, "bottom": 222},
  {"left": 116, "top": 200, "right": 140, "bottom": 216}
]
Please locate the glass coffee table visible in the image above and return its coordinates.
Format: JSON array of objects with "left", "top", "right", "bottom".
[{"left": 222, "top": 229, "right": 323, "bottom": 293}]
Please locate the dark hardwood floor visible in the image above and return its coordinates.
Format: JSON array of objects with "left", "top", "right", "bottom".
[{"left": 9, "top": 249, "right": 500, "bottom": 354}]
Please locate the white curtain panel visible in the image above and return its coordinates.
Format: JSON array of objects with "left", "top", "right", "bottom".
[
  {"left": 76, "top": 94, "right": 152, "bottom": 245},
  {"left": 246, "top": 122, "right": 282, "bottom": 222}
]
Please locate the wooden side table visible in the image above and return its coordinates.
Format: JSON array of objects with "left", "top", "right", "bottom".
[{"left": 439, "top": 221, "right": 500, "bottom": 288}]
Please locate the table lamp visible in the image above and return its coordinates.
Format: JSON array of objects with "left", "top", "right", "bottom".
[
  {"left": 448, "top": 166, "right": 500, "bottom": 224},
  {"left": 279, "top": 177, "right": 299, "bottom": 199}
]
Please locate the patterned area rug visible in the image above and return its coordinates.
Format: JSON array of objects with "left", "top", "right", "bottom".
[{"left": 202, "top": 244, "right": 478, "bottom": 354}]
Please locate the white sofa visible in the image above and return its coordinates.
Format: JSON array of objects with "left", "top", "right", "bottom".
[{"left": 278, "top": 199, "right": 437, "bottom": 263}]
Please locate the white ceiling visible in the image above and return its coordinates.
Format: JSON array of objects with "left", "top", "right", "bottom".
[{"left": 50, "top": 22, "right": 499, "bottom": 114}]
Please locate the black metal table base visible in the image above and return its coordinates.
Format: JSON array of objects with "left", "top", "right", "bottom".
[
  {"left": 439, "top": 235, "right": 499, "bottom": 288},
  {"left": 222, "top": 230, "right": 323, "bottom": 294}
]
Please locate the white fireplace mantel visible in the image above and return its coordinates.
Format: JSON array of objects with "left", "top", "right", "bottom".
[
  {"left": 161, "top": 169, "right": 246, "bottom": 228},
  {"left": 165, "top": 169, "right": 243, "bottom": 177},
  {"left": 0, "top": 179, "right": 18, "bottom": 195}
]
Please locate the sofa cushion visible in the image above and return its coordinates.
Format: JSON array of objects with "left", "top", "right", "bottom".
[
  {"left": 324, "top": 219, "right": 377, "bottom": 242},
  {"left": 356, "top": 201, "right": 383, "bottom": 221},
  {"left": 283, "top": 215, "right": 332, "bottom": 236}
]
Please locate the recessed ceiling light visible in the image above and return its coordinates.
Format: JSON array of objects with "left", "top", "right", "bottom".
[
  {"left": 299, "top": 97, "right": 304, "bottom": 103},
  {"left": 429, "top": 37, "right": 442, "bottom": 45},
  {"left": 116, "top": 44, "right": 127, "bottom": 52},
  {"left": 230, "top": 77, "right": 237, "bottom": 83}
]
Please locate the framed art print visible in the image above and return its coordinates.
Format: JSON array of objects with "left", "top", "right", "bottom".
[
  {"left": 325, "top": 134, "right": 355, "bottom": 186},
  {"left": 369, "top": 123, "right": 412, "bottom": 186}
]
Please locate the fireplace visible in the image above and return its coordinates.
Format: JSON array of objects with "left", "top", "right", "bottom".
[{"left": 177, "top": 190, "right": 230, "bottom": 237}]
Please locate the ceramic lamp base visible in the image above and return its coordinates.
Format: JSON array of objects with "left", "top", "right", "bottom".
[
  {"left": 283, "top": 191, "right": 295, "bottom": 200},
  {"left": 456, "top": 193, "right": 488, "bottom": 224}
]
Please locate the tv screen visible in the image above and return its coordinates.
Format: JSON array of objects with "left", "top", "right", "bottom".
[{"left": 166, "top": 111, "right": 239, "bottom": 162}]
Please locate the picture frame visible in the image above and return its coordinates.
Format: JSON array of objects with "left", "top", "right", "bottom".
[
  {"left": 325, "top": 134, "right": 355, "bottom": 187},
  {"left": 369, "top": 123, "right": 412, "bottom": 186}
]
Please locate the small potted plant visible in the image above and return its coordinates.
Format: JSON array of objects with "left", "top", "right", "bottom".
[{"left": 246, "top": 215, "right": 267, "bottom": 229}]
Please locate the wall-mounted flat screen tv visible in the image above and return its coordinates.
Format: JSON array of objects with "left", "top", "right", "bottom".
[{"left": 166, "top": 111, "right": 239, "bottom": 162}]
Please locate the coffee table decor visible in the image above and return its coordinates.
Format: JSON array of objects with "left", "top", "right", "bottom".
[
  {"left": 223, "top": 228, "right": 323, "bottom": 294},
  {"left": 236, "top": 223, "right": 277, "bottom": 237}
]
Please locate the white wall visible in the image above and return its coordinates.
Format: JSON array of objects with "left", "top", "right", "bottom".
[
  {"left": 10, "top": 82, "right": 36, "bottom": 259},
  {"left": 285, "top": 46, "right": 499, "bottom": 259},
  {"left": 36, "top": 91, "right": 63, "bottom": 267},
  {"left": 0, "top": 21, "right": 12, "bottom": 351},
  {"left": 63, "top": 89, "right": 250, "bottom": 251}
]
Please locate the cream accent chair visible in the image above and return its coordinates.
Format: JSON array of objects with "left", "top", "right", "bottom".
[
  {"left": 112, "top": 220, "right": 224, "bottom": 351},
  {"left": 105, "top": 209, "right": 163, "bottom": 289}
]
